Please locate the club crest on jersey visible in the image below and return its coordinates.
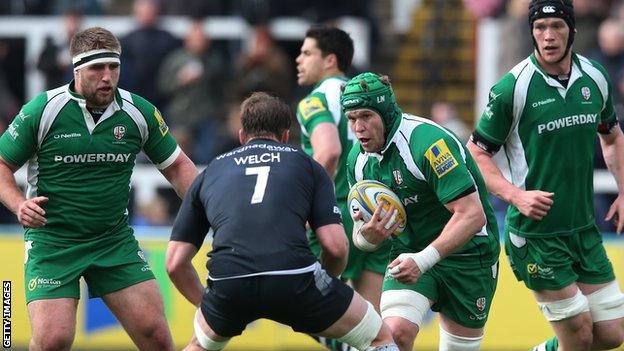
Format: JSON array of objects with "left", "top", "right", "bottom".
[
  {"left": 298, "top": 96, "right": 326, "bottom": 120},
  {"left": 581, "top": 87, "right": 591, "bottom": 101},
  {"left": 476, "top": 297, "right": 487, "bottom": 312},
  {"left": 424, "top": 139, "right": 458, "bottom": 178},
  {"left": 393, "top": 169, "right": 403, "bottom": 185},
  {"left": 113, "top": 125, "right": 126, "bottom": 140}
]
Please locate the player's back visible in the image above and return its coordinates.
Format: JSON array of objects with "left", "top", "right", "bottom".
[{"left": 202, "top": 139, "right": 333, "bottom": 278}]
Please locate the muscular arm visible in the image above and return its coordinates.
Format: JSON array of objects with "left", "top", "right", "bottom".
[
  {"left": 433, "top": 192, "right": 486, "bottom": 257},
  {"left": 467, "top": 141, "right": 553, "bottom": 220},
  {"left": 0, "top": 157, "right": 47, "bottom": 227},
  {"left": 466, "top": 142, "right": 516, "bottom": 203},
  {"left": 316, "top": 223, "right": 348, "bottom": 277},
  {"left": 160, "top": 151, "right": 198, "bottom": 198},
  {"left": 599, "top": 126, "right": 624, "bottom": 233},
  {"left": 166, "top": 240, "right": 203, "bottom": 307},
  {"left": 310, "top": 123, "right": 342, "bottom": 179},
  {"left": 388, "top": 192, "right": 486, "bottom": 284},
  {"left": 0, "top": 157, "right": 24, "bottom": 214}
]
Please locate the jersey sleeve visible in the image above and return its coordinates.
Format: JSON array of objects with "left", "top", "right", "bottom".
[
  {"left": 589, "top": 59, "right": 617, "bottom": 128},
  {"left": 309, "top": 158, "right": 342, "bottom": 230},
  {"left": 413, "top": 126, "right": 476, "bottom": 204},
  {"left": 475, "top": 73, "right": 515, "bottom": 145},
  {"left": 346, "top": 142, "right": 360, "bottom": 187},
  {"left": 297, "top": 92, "right": 335, "bottom": 136},
  {"left": 133, "top": 95, "right": 179, "bottom": 168},
  {"left": 0, "top": 93, "right": 47, "bottom": 167},
  {"left": 170, "top": 171, "right": 210, "bottom": 249}
]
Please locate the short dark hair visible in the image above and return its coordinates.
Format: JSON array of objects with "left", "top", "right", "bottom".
[
  {"left": 305, "top": 25, "right": 354, "bottom": 73},
  {"left": 241, "top": 92, "right": 292, "bottom": 140},
  {"left": 70, "top": 27, "right": 121, "bottom": 57}
]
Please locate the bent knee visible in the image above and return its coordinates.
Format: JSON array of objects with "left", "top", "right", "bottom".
[
  {"left": 566, "top": 321, "right": 593, "bottom": 350},
  {"left": 31, "top": 333, "right": 74, "bottom": 351},
  {"left": 383, "top": 318, "right": 418, "bottom": 350},
  {"left": 154, "top": 328, "right": 174, "bottom": 349},
  {"left": 390, "top": 326, "right": 417, "bottom": 349},
  {"left": 144, "top": 324, "right": 173, "bottom": 349},
  {"left": 571, "top": 316, "right": 594, "bottom": 346},
  {"left": 593, "top": 321, "right": 624, "bottom": 350},
  {"left": 594, "top": 335, "right": 624, "bottom": 350}
]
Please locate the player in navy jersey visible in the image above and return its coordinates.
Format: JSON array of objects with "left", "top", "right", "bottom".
[{"left": 166, "top": 92, "right": 399, "bottom": 351}]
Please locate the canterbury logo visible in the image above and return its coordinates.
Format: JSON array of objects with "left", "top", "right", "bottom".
[
  {"left": 542, "top": 5, "right": 555, "bottom": 13},
  {"left": 343, "top": 98, "right": 361, "bottom": 106}
]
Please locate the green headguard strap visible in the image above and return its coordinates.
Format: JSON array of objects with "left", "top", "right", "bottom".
[{"left": 340, "top": 72, "right": 402, "bottom": 138}]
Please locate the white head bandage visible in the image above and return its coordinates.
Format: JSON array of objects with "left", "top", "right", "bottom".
[{"left": 72, "top": 49, "right": 120, "bottom": 71}]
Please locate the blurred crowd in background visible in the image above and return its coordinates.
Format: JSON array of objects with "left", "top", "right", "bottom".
[{"left": 0, "top": 0, "right": 622, "bottom": 230}]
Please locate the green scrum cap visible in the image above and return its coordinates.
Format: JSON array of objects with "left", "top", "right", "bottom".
[{"left": 341, "top": 72, "right": 402, "bottom": 136}]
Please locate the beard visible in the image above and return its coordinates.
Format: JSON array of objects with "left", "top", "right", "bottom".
[{"left": 82, "top": 85, "right": 114, "bottom": 108}]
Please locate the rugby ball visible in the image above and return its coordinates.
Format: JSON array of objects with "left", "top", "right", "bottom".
[{"left": 347, "top": 180, "right": 407, "bottom": 234}]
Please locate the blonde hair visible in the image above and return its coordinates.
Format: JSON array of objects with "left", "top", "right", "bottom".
[{"left": 70, "top": 27, "right": 121, "bottom": 57}]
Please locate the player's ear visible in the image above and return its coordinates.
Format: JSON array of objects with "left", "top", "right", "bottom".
[
  {"left": 281, "top": 129, "right": 290, "bottom": 143},
  {"left": 324, "top": 53, "right": 337, "bottom": 70},
  {"left": 238, "top": 129, "right": 245, "bottom": 145}
]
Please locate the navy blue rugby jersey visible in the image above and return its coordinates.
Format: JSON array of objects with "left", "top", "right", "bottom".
[{"left": 170, "top": 139, "right": 342, "bottom": 279}]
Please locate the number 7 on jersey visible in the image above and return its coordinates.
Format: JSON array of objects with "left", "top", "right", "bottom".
[{"left": 245, "top": 166, "right": 271, "bottom": 204}]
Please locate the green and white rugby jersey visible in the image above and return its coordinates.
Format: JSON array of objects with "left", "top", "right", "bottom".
[
  {"left": 347, "top": 114, "right": 500, "bottom": 268},
  {"left": 296, "top": 76, "right": 354, "bottom": 200},
  {"left": 476, "top": 53, "right": 617, "bottom": 237},
  {"left": 0, "top": 83, "right": 180, "bottom": 245}
]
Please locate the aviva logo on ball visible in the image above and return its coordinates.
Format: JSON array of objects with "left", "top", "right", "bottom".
[{"left": 348, "top": 180, "right": 407, "bottom": 234}]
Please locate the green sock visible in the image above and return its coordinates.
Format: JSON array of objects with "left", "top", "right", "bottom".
[{"left": 531, "top": 337, "right": 558, "bottom": 351}]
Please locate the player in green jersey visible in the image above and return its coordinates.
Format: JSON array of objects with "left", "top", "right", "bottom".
[
  {"left": 296, "top": 26, "right": 390, "bottom": 317},
  {"left": 467, "top": 1, "right": 624, "bottom": 350},
  {"left": 342, "top": 72, "right": 500, "bottom": 351},
  {"left": 298, "top": 25, "right": 392, "bottom": 351},
  {"left": 0, "top": 27, "right": 197, "bottom": 351}
]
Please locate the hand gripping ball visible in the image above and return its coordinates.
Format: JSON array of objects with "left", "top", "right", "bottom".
[{"left": 347, "top": 180, "right": 407, "bottom": 234}]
